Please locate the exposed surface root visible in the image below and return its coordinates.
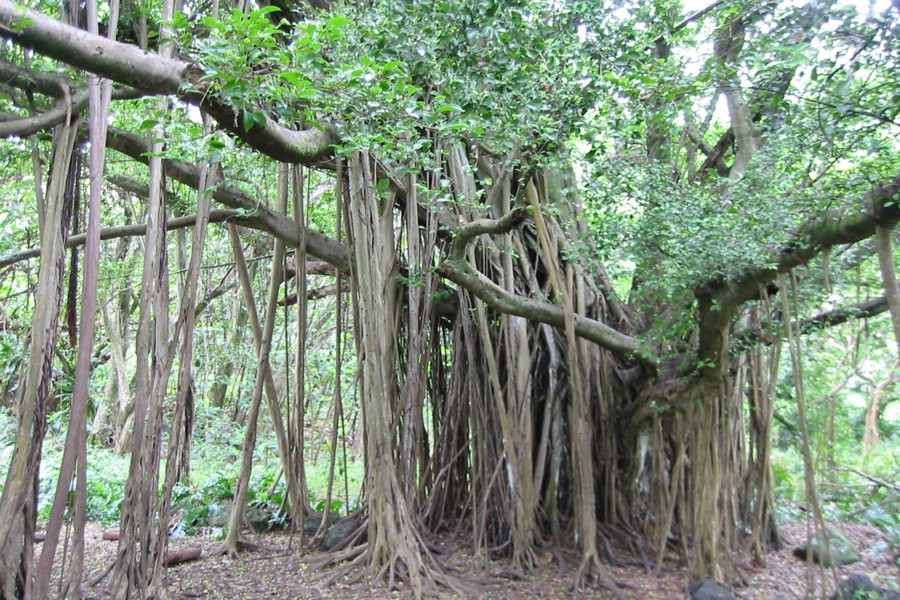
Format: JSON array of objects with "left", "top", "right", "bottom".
[
  {"left": 305, "top": 527, "right": 473, "bottom": 599},
  {"left": 216, "top": 538, "right": 261, "bottom": 560},
  {"left": 572, "top": 552, "right": 626, "bottom": 600}
]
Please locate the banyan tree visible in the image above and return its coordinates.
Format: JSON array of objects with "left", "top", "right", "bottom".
[{"left": 0, "top": 0, "right": 898, "bottom": 597}]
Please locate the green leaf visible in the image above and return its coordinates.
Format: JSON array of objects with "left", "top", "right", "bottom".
[
  {"left": 250, "top": 5, "right": 281, "bottom": 16},
  {"left": 242, "top": 110, "right": 267, "bottom": 131},
  {"left": 296, "top": 87, "right": 322, "bottom": 101},
  {"left": 325, "top": 15, "right": 350, "bottom": 34},
  {"left": 280, "top": 72, "right": 307, "bottom": 87}
]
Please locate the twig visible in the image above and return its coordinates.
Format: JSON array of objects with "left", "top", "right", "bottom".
[{"left": 834, "top": 467, "right": 900, "bottom": 492}]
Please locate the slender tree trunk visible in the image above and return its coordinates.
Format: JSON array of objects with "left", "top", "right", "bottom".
[
  {"left": 106, "top": 292, "right": 135, "bottom": 453},
  {"left": 863, "top": 361, "right": 898, "bottom": 455},
  {"left": 876, "top": 225, "right": 900, "bottom": 357},
  {"left": 146, "top": 119, "right": 215, "bottom": 596},
  {"left": 222, "top": 164, "right": 288, "bottom": 556},
  {"left": 0, "top": 121, "right": 78, "bottom": 599},
  {"left": 109, "top": 93, "right": 170, "bottom": 600},
  {"left": 33, "top": 0, "right": 116, "bottom": 587},
  {"left": 288, "top": 164, "right": 310, "bottom": 527},
  {"left": 347, "top": 152, "right": 453, "bottom": 598},
  {"left": 209, "top": 300, "right": 248, "bottom": 408}
]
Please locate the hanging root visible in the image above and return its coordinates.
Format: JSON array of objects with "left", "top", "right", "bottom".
[
  {"left": 373, "top": 538, "right": 471, "bottom": 600},
  {"left": 307, "top": 543, "right": 367, "bottom": 576}
]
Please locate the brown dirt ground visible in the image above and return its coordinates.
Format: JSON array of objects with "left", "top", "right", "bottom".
[{"left": 49, "top": 521, "right": 898, "bottom": 599}]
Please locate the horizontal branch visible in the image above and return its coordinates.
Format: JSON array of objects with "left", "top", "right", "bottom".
[
  {"left": 747, "top": 85, "right": 900, "bottom": 128},
  {"left": 0, "top": 210, "right": 241, "bottom": 270},
  {"left": 105, "top": 128, "right": 350, "bottom": 271},
  {"left": 282, "top": 259, "right": 338, "bottom": 281},
  {"left": 0, "top": 0, "right": 337, "bottom": 163},
  {"left": 0, "top": 59, "right": 73, "bottom": 97},
  {"left": 0, "top": 146, "right": 351, "bottom": 273},
  {"left": 712, "top": 174, "right": 900, "bottom": 311},
  {"left": 0, "top": 63, "right": 145, "bottom": 137},
  {"left": 437, "top": 208, "right": 653, "bottom": 365},
  {"left": 279, "top": 282, "right": 349, "bottom": 306},
  {"left": 731, "top": 295, "right": 891, "bottom": 351},
  {"left": 438, "top": 259, "right": 651, "bottom": 363},
  {"left": 0, "top": 90, "right": 144, "bottom": 138},
  {"left": 449, "top": 206, "right": 529, "bottom": 255},
  {"left": 696, "top": 174, "right": 900, "bottom": 370},
  {"left": 799, "top": 295, "right": 889, "bottom": 334}
]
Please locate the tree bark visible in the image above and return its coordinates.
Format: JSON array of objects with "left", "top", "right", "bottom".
[
  {"left": 109, "top": 88, "right": 170, "bottom": 600},
  {"left": 0, "top": 0, "right": 337, "bottom": 164},
  {"left": 32, "top": 8, "right": 114, "bottom": 588},
  {"left": 863, "top": 361, "right": 898, "bottom": 455},
  {"left": 222, "top": 166, "right": 287, "bottom": 557},
  {"left": 876, "top": 225, "right": 900, "bottom": 357},
  {"left": 0, "top": 121, "right": 78, "bottom": 599}
]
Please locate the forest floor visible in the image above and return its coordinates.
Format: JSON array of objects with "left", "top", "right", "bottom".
[{"left": 60, "top": 521, "right": 898, "bottom": 599}]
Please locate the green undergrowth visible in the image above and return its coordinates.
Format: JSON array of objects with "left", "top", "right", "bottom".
[
  {"left": 0, "top": 406, "right": 363, "bottom": 535},
  {"left": 771, "top": 439, "right": 900, "bottom": 566}
]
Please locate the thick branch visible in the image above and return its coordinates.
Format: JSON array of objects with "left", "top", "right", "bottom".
[
  {"left": 0, "top": 63, "right": 145, "bottom": 136},
  {"left": 0, "top": 60, "right": 82, "bottom": 97},
  {"left": 714, "top": 16, "right": 757, "bottom": 178},
  {"left": 0, "top": 0, "right": 337, "bottom": 163},
  {"left": 279, "top": 282, "right": 349, "bottom": 306},
  {"left": 799, "top": 296, "right": 890, "bottom": 334},
  {"left": 438, "top": 259, "right": 650, "bottom": 363},
  {"left": 0, "top": 88, "right": 143, "bottom": 137},
  {"left": 105, "top": 128, "right": 350, "bottom": 271},
  {"left": 449, "top": 206, "right": 529, "bottom": 255},
  {"left": 437, "top": 209, "right": 654, "bottom": 365},
  {"left": 876, "top": 224, "right": 900, "bottom": 356},
  {"left": 715, "top": 175, "right": 900, "bottom": 309},
  {"left": 0, "top": 103, "right": 88, "bottom": 137},
  {"left": 282, "top": 259, "right": 337, "bottom": 281},
  {"left": 696, "top": 175, "right": 900, "bottom": 370},
  {"left": 697, "top": 4, "right": 827, "bottom": 180},
  {"left": 685, "top": 121, "right": 729, "bottom": 176}
]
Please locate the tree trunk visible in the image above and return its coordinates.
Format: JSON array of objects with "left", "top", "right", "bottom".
[
  {"left": 863, "top": 361, "right": 898, "bottom": 455},
  {"left": 109, "top": 90, "right": 171, "bottom": 597},
  {"left": 288, "top": 163, "right": 311, "bottom": 527},
  {"left": 347, "top": 152, "right": 453, "bottom": 597},
  {"left": 208, "top": 299, "right": 249, "bottom": 409},
  {"left": 222, "top": 164, "right": 289, "bottom": 556},
  {"left": 147, "top": 118, "right": 216, "bottom": 596},
  {"left": 0, "top": 121, "right": 78, "bottom": 599},
  {"left": 33, "top": 16, "right": 115, "bottom": 589},
  {"left": 876, "top": 225, "right": 900, "bottom": 357}
]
